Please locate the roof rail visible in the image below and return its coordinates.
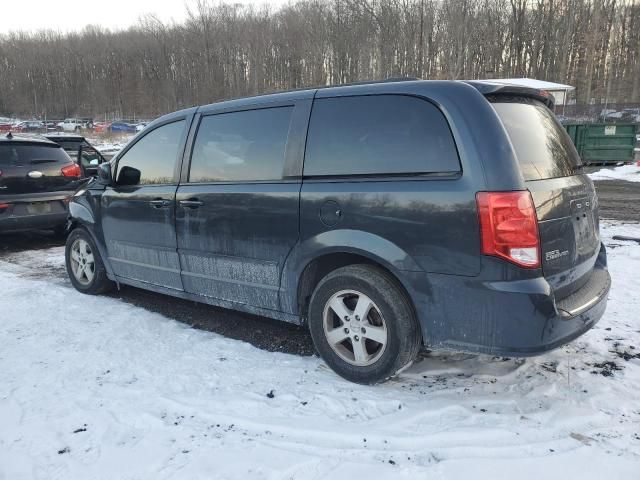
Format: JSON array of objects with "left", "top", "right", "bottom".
[{"left": 315, "top": 77, "right": 421, "bottom": 90}]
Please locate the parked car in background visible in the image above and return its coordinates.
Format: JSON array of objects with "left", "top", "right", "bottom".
[
  {"left": 44, "top": 120, "right": 62, "bottom": 131},
  {"left": 14, "top": 121, "right": 45, "bottom": 132},
  {"left": 620, "top": 108, "right": 640, "bottom": 123},
  {"left": 80, "top": 118, "right": 94, "bottom": 130},
  {"left": 0, "top": 122, "right": 12, "bottom": 132},
  {"left": 109, "top": 121, "right": 137, "bottom": 133},
  {"left": 601, "top": 108, "right": 640, "bottom": 123},
  {"left": 92, "top": 122, "right": 111, "bottom": 133},
  {"left": 65, "top": 80, "right": 610, "bottom": 384},
  {"left": 44, "top": 133, "right": 107, "bottom": 177},
  {"left": 58, "top": 118, "right": 91, "bottom": 132},
  {"left": 0, "top": 132, "right": 83, "bottom": 234},
  {"left": 601, "top": 109, "right": 622, "bottom": 121}
]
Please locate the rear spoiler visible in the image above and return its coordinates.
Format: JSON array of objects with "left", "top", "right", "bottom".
[{"left": 463, "top": 80, "right": 555, "bottom": 109}]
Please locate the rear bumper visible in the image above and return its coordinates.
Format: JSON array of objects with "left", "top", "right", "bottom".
[
  {"left": 0, "top": 192, "right": 71, "bottom": 233},
  {"left": 405, "top": 244, "right": 610, "bottom": 357},
  {"left": 0, "top": 212, "right": 68, "bottom": 232}
]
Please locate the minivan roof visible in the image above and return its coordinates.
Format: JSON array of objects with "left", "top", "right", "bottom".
[
  {"left": 196, "top": 77, "right": 420, "bottom": 112},
  {"left": 147, "top": 78, "right": 554, "bottom": 131},
  {"left": 196, "top": 78, "right": 553, "bottom": 111}
]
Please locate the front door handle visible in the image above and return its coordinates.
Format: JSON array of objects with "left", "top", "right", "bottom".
[
  {"left": 150, "top": 199, "right": 172, "bottom": 208},
  {"left": 179, "top": 199, "right": 204, "bottom": 209}
]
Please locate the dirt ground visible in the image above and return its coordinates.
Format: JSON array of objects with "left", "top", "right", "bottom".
[
  {"left": 592, "top": 179, "right": 640, "bottom": 222},
  {"left": 1, "top": 178, "right": 638, "bottom": 356}
]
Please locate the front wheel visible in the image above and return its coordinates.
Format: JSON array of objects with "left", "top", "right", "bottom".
[
  {"left": 308, "top": 264, "right": 421, "bottom": 384},
  {"left": 65, "top": 228, "right": 114, "bottom": 294}
]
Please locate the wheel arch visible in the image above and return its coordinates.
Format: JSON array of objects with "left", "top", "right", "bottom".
[
  {"left": 68, "top": 199, "right": 114, "bottom": 278},
  {"left": 294, "top": 251, "right": 419, "bottom": 324},
  {"left": 281, "top": 230, "right": 424, "bottom": 319}
]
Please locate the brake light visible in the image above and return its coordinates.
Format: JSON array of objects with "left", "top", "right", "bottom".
[
  {"left": 0, "top": 203, "right": 9, "bottom": 211},
  {"left": 61, "top": 163, "right": 81, "bottom": 178},
  {"left": 476, "top": 191, "right": 540, "bottom": 268}
]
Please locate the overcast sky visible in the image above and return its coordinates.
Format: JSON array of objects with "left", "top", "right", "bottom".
[{"left": 0, "top": 0, "right": 289, "bottom": 33}]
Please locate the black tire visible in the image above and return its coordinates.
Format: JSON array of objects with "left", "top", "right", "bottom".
[
  {"left": 308, "top": 264, "right": 421, "bottom": 384},
  {"left": 65, "top": 227, "right": 114, "bottom": 295}
]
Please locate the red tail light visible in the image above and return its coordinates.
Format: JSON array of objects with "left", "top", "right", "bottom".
[
  {"left": 476, "top": 191, "right": 540, "bottom": 268},
  {"left": 61, "top": 163, "right": 81, "bottom": 178}
]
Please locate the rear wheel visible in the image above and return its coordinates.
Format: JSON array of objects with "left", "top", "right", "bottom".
[
  {"left": 308, "top": 264, "right": 421, "bottom": 384},
  {"left": 65, "top": 228, "right": 114, "bottom": 294}
]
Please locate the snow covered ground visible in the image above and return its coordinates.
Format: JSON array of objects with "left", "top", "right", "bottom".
[
  {"left": 589, "top": 164, "right": 640, "bottom": 182},
  {"left": 1, "top": 223, "right": 639, "bottom": 479},
  {"left": 86, "top": 135, "right": 135, "bottom": 158}
]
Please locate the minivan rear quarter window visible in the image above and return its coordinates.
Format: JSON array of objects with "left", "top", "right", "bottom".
[
  {"left": 304, "top": 95, "right": 460, "bottom": 177},
  {"left": 189, "top": 106, "right": 293, "bottom": 183},
  {"left": 490, "top": 96, "right": 581, "bottom": 181}
]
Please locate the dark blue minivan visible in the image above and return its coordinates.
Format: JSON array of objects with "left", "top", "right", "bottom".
[{"left": 64, "top": 80, "right": 610, "bottom": 384}]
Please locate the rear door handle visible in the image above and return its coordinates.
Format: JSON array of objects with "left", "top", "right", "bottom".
[
  {"left": 150, "top": 199, "right": 172, "bottom": 208},
  {"left": 179, "top": 199, "right": 204, "bottom": 209}
]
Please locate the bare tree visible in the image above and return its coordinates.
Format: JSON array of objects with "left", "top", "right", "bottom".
[{"left": 0, "top": 0, "right": 638, "bottom": 119}]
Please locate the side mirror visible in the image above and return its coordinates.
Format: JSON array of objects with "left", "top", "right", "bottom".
[
  {"left": 117, "top": 166, "right": 141, "bottom": 186},
  {"left": 97, "top": 162, "right": 113, "bottom": 185}
]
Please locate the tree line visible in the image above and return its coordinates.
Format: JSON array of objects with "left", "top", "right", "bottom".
[{"left": 0, "top": 0, "right": 638, "bottom": 120}]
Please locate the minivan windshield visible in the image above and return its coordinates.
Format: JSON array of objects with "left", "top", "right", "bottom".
[{"left": 490, "top": 97, "right": 581, "bottom": 181}]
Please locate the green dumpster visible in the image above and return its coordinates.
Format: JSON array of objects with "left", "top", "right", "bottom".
[{"left": 563, "top": 123, "right": 638, "bottom": 165}]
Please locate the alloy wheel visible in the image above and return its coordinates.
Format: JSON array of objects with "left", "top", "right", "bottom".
[
  {"left": 322, "top": 289, "right": 388, "bottom": 366},
  {"left": 70, "top": 238, "right": 95, "bottom": 286}
]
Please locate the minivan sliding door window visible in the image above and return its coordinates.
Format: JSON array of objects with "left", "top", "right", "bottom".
[{"left": 188, "top": 106, "right": 293, "bottom": 183}]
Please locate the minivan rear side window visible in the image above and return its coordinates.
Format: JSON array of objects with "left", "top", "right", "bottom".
[
  {"left": 490, "top": 97, "right": 581, "bottom": 181},
  {"left": 189, "top": 106, "right": 293, "bottom": 183},
  {"left": 304, "top": 95, "right": 460, "bottom": 177}
]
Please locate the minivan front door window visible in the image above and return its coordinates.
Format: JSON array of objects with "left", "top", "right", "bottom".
[{"left": 116, "top": 120, "right": 186, "bottom": 185}]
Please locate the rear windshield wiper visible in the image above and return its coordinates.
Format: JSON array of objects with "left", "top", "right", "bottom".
[{"left": 30, "top": 159, "right": 58, "bottom": 164}]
